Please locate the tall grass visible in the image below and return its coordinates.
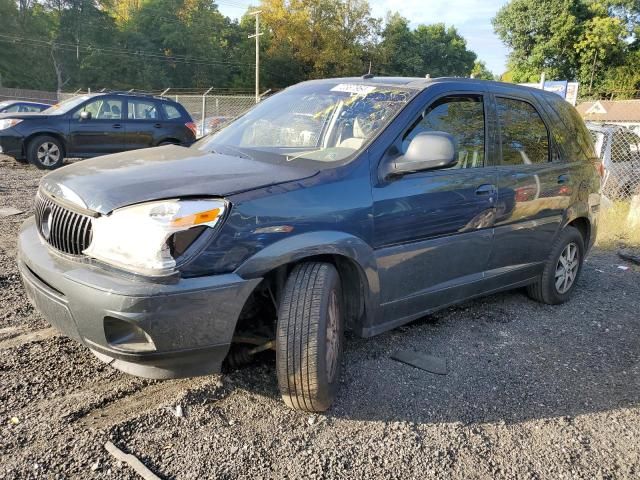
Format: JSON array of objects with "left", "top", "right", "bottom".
[{"left": 596, "top": 200, "right": 640, "bottom": 249}]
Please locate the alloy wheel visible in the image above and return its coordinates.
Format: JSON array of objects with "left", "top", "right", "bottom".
[
  {"left": 36, "top": 142, "right": 60, "bottom": 166},
  {"left": 555, "top": 242, "right": 579, "bottom": 294}
]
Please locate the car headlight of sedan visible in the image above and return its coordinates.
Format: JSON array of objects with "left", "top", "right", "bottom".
[
  {"left": 0, "top": 119, "right": 22, "bottom": 130},
  {"left": 83, "top": 199, "right": 228, "bottom": 276}
]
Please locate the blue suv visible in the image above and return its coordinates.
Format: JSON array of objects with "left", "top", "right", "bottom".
[{"left": 18, "top": 77, "right": 601, "bottom": 412}]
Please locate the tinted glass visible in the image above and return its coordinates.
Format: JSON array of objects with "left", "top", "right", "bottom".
[
  {"left": 545, "top": 95, "right": 596, "bottom": 161},
  {"left": 497, "top": 97, "right": 549, "bottom": 165},
  {"left": 128, "top": 99, "right": 159, "bottom": 120},
  {"left": 403, "top": 95, "right": 485, "bottom": 168},
  {"left": 163, "top": 104, "right": 182, "bottom": 120},
  {"left": 19, "top": 104, "right": 46, "bottom": 112},
  {"left": 74, "top": 98, "right": 123, "bottom": 120}
]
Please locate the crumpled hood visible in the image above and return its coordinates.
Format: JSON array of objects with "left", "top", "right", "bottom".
[{"left": 40, "top": 145, "right": 318, "bottom": 214}]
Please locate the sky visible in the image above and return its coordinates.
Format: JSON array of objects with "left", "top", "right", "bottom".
[{"left": 217, "top": 0, "right": 510, "bottom": 75}]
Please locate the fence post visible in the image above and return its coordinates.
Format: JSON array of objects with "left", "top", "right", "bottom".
[{"left": 201, "top": 87, "right": 213, "bottom": 137}]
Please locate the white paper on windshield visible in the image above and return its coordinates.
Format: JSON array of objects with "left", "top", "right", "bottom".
[{"left": 330, "top": 84, "right": 376, "bottom": 96}]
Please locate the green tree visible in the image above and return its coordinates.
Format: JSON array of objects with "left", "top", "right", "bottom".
[
  {"left": 471, "top": 60, "right": 495, "bottom": 80},
  {"left": 377, "top": 15, "right": 476, "bottom": 77},
  {"left": 493, "top": 0, "right": 638, "bottom": 93}
]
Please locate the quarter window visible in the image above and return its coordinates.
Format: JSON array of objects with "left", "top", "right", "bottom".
[
  {"left": 128, "top": 99, "right": 159, "bottom": 120},
  {"left": 74, "top": 98, "right": 123, "bottom": 120},
  {"left": 496, "top": 97, "right": 549, "bottom": 165},
  {"left": 403, "top": 95, "right": 485, "bottom": 168},
  {"left": 162, "top": 104, "right": 182, "bottom": 120}
]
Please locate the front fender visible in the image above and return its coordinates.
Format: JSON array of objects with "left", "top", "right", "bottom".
[{"left": 235, "top": 231, "right": 381, "bottom": 332}]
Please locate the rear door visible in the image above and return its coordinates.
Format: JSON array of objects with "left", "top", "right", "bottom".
[
  {"left": 372, "top": 90, "right": 498, "bottom": 325},
  {"left": 125, "top": 98, "right": 163, "bottom": 150},
  {"left": 68, "top": 97, "right": 127, "bottom": 155},
  {"left": 488, "top": 92, "right": 569, "bottom": 279}
]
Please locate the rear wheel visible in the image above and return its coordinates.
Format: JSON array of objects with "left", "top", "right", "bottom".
[
  {"left": 276, "top": 262, "right": 344, "bottom": 412},
  {"left": 27, "top": 135, "right": 64, "bottom": 170},
  {"left": 527, "top": 226, "right": 584, "bottom": 304}
]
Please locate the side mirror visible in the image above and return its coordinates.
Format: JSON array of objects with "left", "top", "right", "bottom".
[
  {"left": 79, "top": 111, "right": 92, "bottom": 121},
  {"left": 384, "top": 131, "right": 457, "bottom": 178}
]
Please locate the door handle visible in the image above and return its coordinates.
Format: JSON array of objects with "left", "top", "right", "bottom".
[
  {"left": 154, "top": 123, "right": 162, "bottom": 128},
  {"left": 557, "top": 174, "right": 570, "bottom": 184},
  {"left": 112, "top": 124, "right": 122, "bottom": 129},
  {"left": 475, "top": 184, "right": 496, "bottom": 195}
]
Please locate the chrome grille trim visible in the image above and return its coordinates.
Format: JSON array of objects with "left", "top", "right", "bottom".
[{"left": 35, "top": 193, "right": 93, "bottom": 256}]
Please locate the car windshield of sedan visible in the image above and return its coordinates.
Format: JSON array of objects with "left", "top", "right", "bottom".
[
  {"left": 42, "top": 95, "right": 93, "bottom": 115},
  {"left": 194, "top": 81, "right": 417, "bottom": 164}
]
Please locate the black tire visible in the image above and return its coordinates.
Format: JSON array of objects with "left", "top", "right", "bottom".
[
  {"left": 276, "top": 262, "right": 344, "bottom": 412},
  {"left": 527, "top": 226, "right": 585, "bottom": 305},
  {"left": 158, "top": 140, "right": 179, "bottom": 146},
  {"left": 27, "top": 135, "right": 64, "bottom": 170}
]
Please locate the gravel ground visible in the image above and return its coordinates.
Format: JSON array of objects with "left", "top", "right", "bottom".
[{"left": 1, "top": 155, "right": 639, "bottom": 479}]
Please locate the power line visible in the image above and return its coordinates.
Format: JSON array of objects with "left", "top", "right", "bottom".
[{"left": 0, "top": 33, "right": 259, "bottom": 69}]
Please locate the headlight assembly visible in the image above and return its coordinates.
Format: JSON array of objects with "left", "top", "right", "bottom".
[
  {"left": 0, "top": 119, "right": 22, "bottom": 130},
  {"left": 83, "top": 198, "right": 228, "bottom": 276}
]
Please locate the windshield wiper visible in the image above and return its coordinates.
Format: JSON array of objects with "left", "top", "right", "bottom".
[{"left": 211, "top": 145, "right": 253, "bottom": 160}]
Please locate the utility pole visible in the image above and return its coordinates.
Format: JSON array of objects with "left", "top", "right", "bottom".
[{"left": 248, "top": 10, "right": 263, "bottom": 104}]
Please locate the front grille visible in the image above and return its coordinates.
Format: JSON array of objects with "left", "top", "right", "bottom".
[{"left": 35, "top": 193, "right": 93, "bottom": 255}]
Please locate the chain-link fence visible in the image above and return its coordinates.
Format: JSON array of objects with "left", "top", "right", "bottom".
[
  {"left": 0, "top": 87, "right": 59, "bottom": 104},
  {"left": 0, "top": 85, "right": 263, "bottom": 139},
  {"left": 587, "top": 122, "right": 640, "bottom": 200},
  {"left": 162, "top": 92, "right": 258, "bottom": 137}
]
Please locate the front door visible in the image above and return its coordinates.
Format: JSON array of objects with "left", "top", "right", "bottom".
[
  {"left": 372, "top": 93, "right": 498, "bottom": 327},
  {"left": 68, "top": 97, "right": 127, "bottom": 156}
]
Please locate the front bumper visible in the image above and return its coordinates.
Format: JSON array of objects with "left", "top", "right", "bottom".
[
  {"left": 18, "top": 217, "right": 262, "bottom": 379},
  {"left": 0, "top": 130, "right": 25, "bottom": 158}
]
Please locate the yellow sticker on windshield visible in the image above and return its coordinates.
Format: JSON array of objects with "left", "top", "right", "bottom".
[{"left": 330, "top": 84, "right": 376, "bottom": 96}]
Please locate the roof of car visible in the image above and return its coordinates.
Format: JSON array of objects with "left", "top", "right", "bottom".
[
  {"left": 299, "top": 76, "right": 559, "bottom": 98},
  {"left": 0, "top": 100, "right": 51, "bottom": 106},
  {"left": 79, "top": 91, "right": 174, "bottom": 102}
]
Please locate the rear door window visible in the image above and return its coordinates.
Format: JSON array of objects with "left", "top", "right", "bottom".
[
  {"left": 128, "top": 99, "right": 160, "bottom": 120},
  {"left": 496, "top": 97, "right": 549, "bottom": 165}
]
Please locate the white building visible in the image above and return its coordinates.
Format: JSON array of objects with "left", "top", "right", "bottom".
[{"left": 576, "top": 100, "right": 640, "bottom": 135}]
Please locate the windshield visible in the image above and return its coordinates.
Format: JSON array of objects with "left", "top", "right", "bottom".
[
  {"left": 42, "top": 95, "right": 93, "bottom": 115},
  {"left": 194, "top": 81, "right": 417, "bottom": 165}
]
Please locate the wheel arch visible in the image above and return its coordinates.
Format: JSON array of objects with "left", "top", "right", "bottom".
[
  {"left": 156, "top": 137, "right": 181, "bottom": 146},
  {"left": 567, "top": 216, "right": 591, "bottom": 248},
  {"left": 235, "top": 231, "right": 381, "bottom": 336},
  {"left": 24, "top": 131, "right": 67, "bottom": 158}
]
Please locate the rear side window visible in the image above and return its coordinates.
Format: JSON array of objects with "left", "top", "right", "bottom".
[
  {"left": 403, "top": 95, "right": 485, "bottom": 168},
  {"left": 162, "top": 104, "right": 183, "bottom": 120},
  {"left": 544, "top": 96, "right": 596, "bottom": 161},
  {"left": 496, "top": 97, "right": 549, "bottom": 165},
  {"left": 128, "top": 99, "right": 159, "bottom": 120}
]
